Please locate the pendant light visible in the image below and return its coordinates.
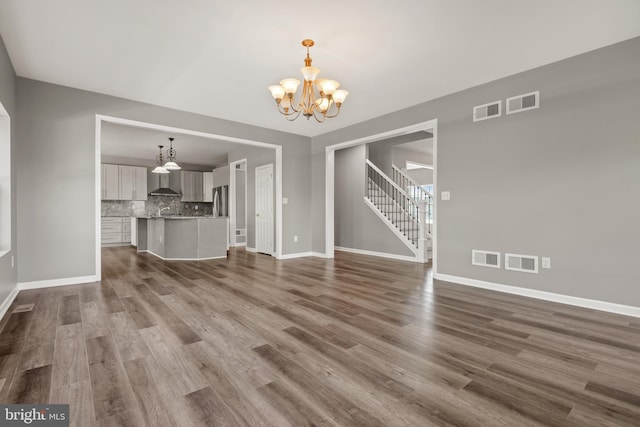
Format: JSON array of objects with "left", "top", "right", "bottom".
[
  {"left": 152, "top": 145, "right": 170, "bottom": 174},
  {"left": 164, "top": 137, "right": 181, "bottom": 170}
]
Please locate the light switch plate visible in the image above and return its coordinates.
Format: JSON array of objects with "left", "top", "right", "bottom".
[
  {"left": 441, "top": 191, "right": 451, "bottom": 201},
  {"left": 283, "top": 197, "right": 288, "bottom": 204},
  {"left": 542, "top": 257, "right": 551, "bottom": 269}
]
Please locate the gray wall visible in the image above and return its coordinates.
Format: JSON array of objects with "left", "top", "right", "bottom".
[
  {"left": 16, "top": 78, "right": 310, "bottom": 283},
  {"left": 335, "top": 145, "right": 414, "bottom": 257},
  {"left": 0, "top": 34, "right": 16, "bottom": 303},
  {"left": 313, "top": 37, "right": 640, "bottom": 307}
]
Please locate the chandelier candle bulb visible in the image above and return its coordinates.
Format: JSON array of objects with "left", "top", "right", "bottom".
[{"left": 267, "top": 39, "right": 348, "bottom": 122}]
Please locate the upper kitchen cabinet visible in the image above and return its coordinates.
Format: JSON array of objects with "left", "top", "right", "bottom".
[
  {"left": 102, "top": 164, "right": 119, "bottom": 200},
  {"left": 119, "top": 165, "right": 148, "bottom": 201},
  {"left": 101, "top": 164, "right": 147, "bottom": 200},
  {"left": 212, "top": 165, "right": 230, "bottom": 188},
  {"left": 181, "top": 171, "right": 204, "bottom": 202},
  {"left": 203, "top": 172, "right": 213, "bottom": 202}
]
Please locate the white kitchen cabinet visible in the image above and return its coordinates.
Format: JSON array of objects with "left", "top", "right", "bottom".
[
  {"left": 181, "top": 171, "right": 204, "bottom": 202},
  {"left": 101, "top": 164, "right": 119, "bottom": 200},
  {"left": 102, "top": 164, "right": 147, "bottom": 200},
  {"left": 203, "top": 172, "right": 213, "bottom": 202},
  {"left": 101, "top": 216, "right": 130, "bottom": 245},
  {"left": 133, "top": 167, "right": 148, "bottom": 201},
  {"left": 212, "top": 165, "right": 230, "bottom": 188},
  {"left": 119, "top": 165, "right": 148, "bottom": 200}
]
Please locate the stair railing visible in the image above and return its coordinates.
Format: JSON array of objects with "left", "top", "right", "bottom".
[
  {"left": 391, "top": 165, "right": 433, "bottom": 236},
  {"left": 366, "top": 160, "right": 424, "bottom": 253}
]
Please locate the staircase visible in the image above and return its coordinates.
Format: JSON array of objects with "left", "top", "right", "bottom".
[{"left": 365, "top": 160, "right": 432, "bottom": 262}]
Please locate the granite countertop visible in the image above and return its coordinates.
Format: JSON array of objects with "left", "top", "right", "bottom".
[{"left": 135, "top": 215, "right": 228, "bottom": 220}]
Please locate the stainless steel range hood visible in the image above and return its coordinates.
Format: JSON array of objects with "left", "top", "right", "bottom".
[
  {"left": 148, "top": 171, "right": 181, "bottom": 197},
  {"left": 149, "top": 187, "right": 181, "bottom": 197}
]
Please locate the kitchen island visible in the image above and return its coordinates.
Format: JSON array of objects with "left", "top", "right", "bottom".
[{"left": 135, "top": 216, "right": 228, "bottom": 260}]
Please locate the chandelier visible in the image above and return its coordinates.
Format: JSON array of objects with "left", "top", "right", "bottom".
[
  {"left": 268, "top": 39, "right": 348, "bottom": 122},
  {"left": 152, "top": 138, "right": 181, "bottom": 174}
]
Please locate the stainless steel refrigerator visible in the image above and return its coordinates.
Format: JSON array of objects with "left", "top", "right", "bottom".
[{"left": 212, "top": 185, "right": 228, "bottom": 217}]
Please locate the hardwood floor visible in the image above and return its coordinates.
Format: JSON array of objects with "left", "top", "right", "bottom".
[{"left": 1, "top": 246, "right": 639, "bottom": 426}]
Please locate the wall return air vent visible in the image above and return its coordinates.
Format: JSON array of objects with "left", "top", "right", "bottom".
[
  {"left": 473, "top": 100, "right": 501, "bottom": 122},
  {"left": 506, "top": 91, "right": 539, "bottom": 114},
  {"left": 472, "top": 250, "right": 501, "bottom": 268},
  {"left": 505, "top": 253, "right": 538, "bottom": 273}
]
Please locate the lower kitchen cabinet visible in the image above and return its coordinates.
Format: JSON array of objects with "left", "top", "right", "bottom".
[{"left": 101, "top": 216, "right": 131, "bottom": 245}]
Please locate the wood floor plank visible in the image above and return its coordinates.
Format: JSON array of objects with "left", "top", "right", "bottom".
[
  {"left": 86, "top": 335, "right": 137, "bottom": 420},
  {"left": 257, "top": 380, "right": 337, "bottom": 427},
  {"left": 181, "top": 386, "right": 240, "bottom": 427},
  {"left": 108, "top": 312, "right": 150, "bottom": 362},
  {"left": 6, "top": 364, "right": 52, "bottom": 404},
  {"left": 50, "top": 380, "right": 96, "bottom": 427},
  {"left": 58, "top": 294, "right": 82, "bottom": 325},
  {"left": 51, "top": 323, "right": 90, "bottom": 388},
  {"left": 138, "top": 326, "right": 208, "bottom": 398},
  {"left": 123, "top": 357, "right": 177, "bottom": 427},
  {"left": 18, "top": 293, "right": 60, "bottom": 370}
]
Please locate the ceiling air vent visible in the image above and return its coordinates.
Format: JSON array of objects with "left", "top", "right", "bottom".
[
  {"left": 472, "top": 250, "right": 501, "bottom": 268},
  {"left": 505, "top": 253, "right": 538, "bottom": 273},
  {"left": 506, "top": 91, "right": 539, "bottom": 115},
  {"left": 473, "top": 100, "right": 501, "bottom": 122}
]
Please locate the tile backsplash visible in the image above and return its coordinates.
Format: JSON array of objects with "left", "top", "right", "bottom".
[{"left": 102, "top": 196, "right": 213, "bottom": 217}]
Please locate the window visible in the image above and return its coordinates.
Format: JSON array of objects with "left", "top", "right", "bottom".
[{"left": 0, "top": 101, "right": 10, "bottom": 257}]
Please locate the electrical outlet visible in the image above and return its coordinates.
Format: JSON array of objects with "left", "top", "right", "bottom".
[
  {"left": 294, "top": 235, "right": 298, "bottom": 242},
  {"left": 159, "top": 236, "right": 163, "bottom": 243},
  {"left": 195, "top": 205, "right": 199, "bottom": 210},
  {"left": 441, "top": 191, "right": 451, "bottom": 201},
  {"left": 11, "top": 256, "right": 14, "bottom": 268},
  {"left": 542, "top": 257, "right": 551, "bottom": 269}
]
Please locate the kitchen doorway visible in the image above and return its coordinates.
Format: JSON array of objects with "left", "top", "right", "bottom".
[{"left": 95, "top": 115, "right": 283, "bottom": 280}]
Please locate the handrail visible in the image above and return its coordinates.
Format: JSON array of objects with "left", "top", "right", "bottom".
[
  {"left": 392, "top": 164, "right": 433, "bottom": 199},
  {"left": 365, "top": 159, "right": 417, "bottom": 207}
]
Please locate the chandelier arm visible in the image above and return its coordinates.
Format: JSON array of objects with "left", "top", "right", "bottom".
[
  {"left": 310, "top": 107, "right": 327, "bottom": 123},
  {"left": 285, "top": 109, "right": 303, "bottom": 121},
  {"left": 322, "top": 104, "right": 341, "bottom": 119},
  {"left": 276, "top": 102, "right": 299, "bottom": 117}
]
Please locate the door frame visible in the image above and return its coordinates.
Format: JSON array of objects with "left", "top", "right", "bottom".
[
  {"left": 254, "top": 163, "right": 275, "bottom": 256},
  {"left": 229, "top": 158, "right": 247, "bottom": 247},
  {"left": 95, "top": 115, "right": 283, "bottom": 280},
  {"left": 324, "top": 119, "right": 438, "bottom": 272}
]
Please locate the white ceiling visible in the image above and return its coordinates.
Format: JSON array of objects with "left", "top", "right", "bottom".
[
  {"left": 101, "top": 122, "right": 235, "bottom": 167},
  {"left": 1, "top": 1, "right": 638, "bottom": 137}
]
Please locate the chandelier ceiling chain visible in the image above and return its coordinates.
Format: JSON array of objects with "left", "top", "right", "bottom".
[{"left": 268, "top": 39, "right": 348, "bottom": 123}]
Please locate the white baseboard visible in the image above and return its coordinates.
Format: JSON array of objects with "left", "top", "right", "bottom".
[
  {"left": 0, "top": 284, "right": 19, "bottom": 320},
  {"left": 278, "top": 252, "right": 314, "bottom": 260},
  {"left": 311, "top": 252, "right": 329, "bottom": 258},
  {"left": 246, "top": 247, "right": 257, "bottom": 253},
  {"left": 335, "top": 246, "right": 418, "bottom": 263},
  {"left": 233, "top": 242, "right": 246, "bottom": 247},
  {"left": 144, "top": 251, "right": 226, "bottom": 261},
  {"left": 435, "top": 273, "right": 640, "bottom": 318},
  {"left": 19, "top": 275, "right": 98, "bottom": 290}
]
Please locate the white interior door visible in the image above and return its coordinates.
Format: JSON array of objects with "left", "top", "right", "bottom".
[{"left": 255, "top": 163, "right": 274, "bottom": 255}]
